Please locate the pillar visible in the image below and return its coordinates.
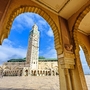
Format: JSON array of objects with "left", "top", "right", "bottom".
[
  {"left": 57, "top": 49, "right": 74, "bottom": 90},
  {"left": 55, "top": 17, "right": 88, "bottom": 90}
]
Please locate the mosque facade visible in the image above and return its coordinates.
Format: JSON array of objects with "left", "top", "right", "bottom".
[{"left": 0, "top": 24, "right": 58, "bottom": 76}]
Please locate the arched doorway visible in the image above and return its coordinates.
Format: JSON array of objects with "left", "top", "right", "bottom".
[
  {"left": 25, "top": 69, "right": 28, "bottom": 76},
  {"left": 0, "top": 12, "right": 60, "bottom": 89},
  {"left": 0, "top": 6, "right": 62, "bottom": 53},
  {"left": 73, "top": 5, "right": 90, "bottom": 90},
  {"left": 79, "top": 46, "right": 90, "bottom": 89}
]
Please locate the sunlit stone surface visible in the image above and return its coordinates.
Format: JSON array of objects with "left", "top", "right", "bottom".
[{"left": 0, "top": 76, "right": 60, "bottom": 90}]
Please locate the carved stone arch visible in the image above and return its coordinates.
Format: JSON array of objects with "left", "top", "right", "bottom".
[
  {"left": 1, "top": 5, "right": 62, "bottom": 52},
  {"left": 72, "top": 6, "right": 90, "bottom": 90},
  {"left": 73, "top": 5, "right": 90, "bottom": 54}
]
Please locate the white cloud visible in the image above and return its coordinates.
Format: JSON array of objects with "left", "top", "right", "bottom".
[
  {"left": 2, "top": 39, "right": 14, "bottom": 47},
  {"left": 47, "top": 28, "right": 53, "bottom": 37},
  {"left": 37, "top": 20, "right": 47, "bottom": 25},
  {"left": 0, "top": 39, "right": 27, "bottom": 65},
  {"left": 11, "top": 13, "right": 51, "bottom": 38},
  {"left": 22, "top": 14, "right": 34, "bottom": 27},
  {"left": 11, "top": 13, "right": 35, "bottom": 33},
  {"left": 43, "top": 49, "right": 57, "bottom": 58},
  {"left": 40, "top": 46, "right": 57, "bottom": 59}
]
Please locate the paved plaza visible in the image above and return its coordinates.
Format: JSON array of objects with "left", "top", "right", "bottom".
[
  {"left": 0, "top": 75, "right": 90, "bottom": 90},
  {"left": 0, "top": 76, "right": 60, "bottom": 90}
]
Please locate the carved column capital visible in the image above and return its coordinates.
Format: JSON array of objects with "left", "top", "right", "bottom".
[{"left": 58, "top": 52, "right": 75, "bottom": 69}]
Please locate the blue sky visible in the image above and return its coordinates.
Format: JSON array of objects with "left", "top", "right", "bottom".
[
  {"left": 80, "top": 47, "right": 90, "bottom": 74},
  {"left": 0, "top": 12, "right": 90, "bottom": 74},
  {"left": 0, "top": 13, "right": 56, "bottom": 64}
]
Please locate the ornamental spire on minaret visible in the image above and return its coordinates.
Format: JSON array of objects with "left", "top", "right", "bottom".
[
  {"left": 26, "top": 24, "right": 39, "bottom": 70},
  {"left": 33, "top": 24, "right": 38, "bottom": 31}
]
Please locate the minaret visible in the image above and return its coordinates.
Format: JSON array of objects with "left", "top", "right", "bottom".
[{"left": 26, "top": 24, "right": 39, "bottom": 70}]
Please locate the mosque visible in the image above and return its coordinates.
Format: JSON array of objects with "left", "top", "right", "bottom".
[
  {"left": 0, "top": 24, "right": 58, "bottom": 76},
  {"left": 0, "top": 0, "right": 90, "bottom": 89}
]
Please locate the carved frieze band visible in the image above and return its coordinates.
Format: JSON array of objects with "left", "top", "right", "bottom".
[{"left": 1, "top": 5, "right": 62, "bottom": 54}]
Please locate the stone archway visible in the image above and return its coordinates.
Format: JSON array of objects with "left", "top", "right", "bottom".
[
  {"left": 73, "top": 5, "right": 90, "bottom": 54},
  {"left": 0, "top": 6, "right": 62, "bottom": 54},
  {"left": 73, "top": 5, "right": 90, "bottom": 90},
  {"left": 73, "top": 5, "right": 90, "bottom": 67},
  {"left": 0, "top": 5, "right": 62, "bottom": 90}
]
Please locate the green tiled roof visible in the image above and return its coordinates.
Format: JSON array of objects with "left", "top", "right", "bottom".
[
  {"left": 39, "top": 58, "right": 57, "bottom": 61},
  {"left": 7, "top": 58, "right": 57, "bottom": 62},
  {"left": 7, "top": 58, "right": 26, "bottom": 62}
]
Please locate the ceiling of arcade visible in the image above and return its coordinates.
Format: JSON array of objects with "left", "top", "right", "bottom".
[
  {"left": 0, "top": 0, "right": 89, "bottom": 21},
  {"left": 32, "top": 0, "right": 90, "bottom": 37},
  {"left": 0, "top": 0, "right": 90, "bottom": 37},
  {"left": 78, "top": 11, "right": 90, "bottom": 36},
  {"left": 32, "top": 0, "right": 88, "bottom": 19}
]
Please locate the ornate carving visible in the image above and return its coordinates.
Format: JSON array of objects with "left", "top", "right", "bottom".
[
  {"left": 1, "top": 5, "right": 62, "bottom": 54},
  {"left": 73, "top": 6, "right": 90, "bottom": 89},
  {"left": 73, "top": 5, "right": 90, "bottom": 68},
  {"left": 73, "top": 5, "right": 90, "bottom": 54},
  {"left": 64, "top": 44, "right": 73, "bottom": 52},
  {"left": 58, "top": 52, "right": 75, "bottom": 69}
]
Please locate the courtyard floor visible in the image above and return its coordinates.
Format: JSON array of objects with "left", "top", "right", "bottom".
[
  {"left": 0, "top": 75, "right": 90, "bottom": 90},
  {"left": 0, "top": 76, "right": 60, "bottom": 90}
]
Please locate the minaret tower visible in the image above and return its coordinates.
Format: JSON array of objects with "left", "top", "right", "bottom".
[{"left": 26, "top": 24, "right": 39, "bottom": 70}]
